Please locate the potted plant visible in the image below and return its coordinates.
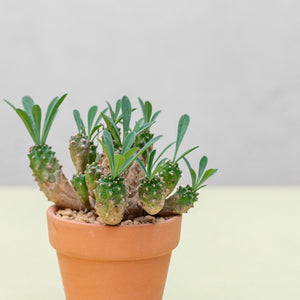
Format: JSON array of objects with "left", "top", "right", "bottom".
[{"left": 4, "top": 94, "right": 217, "bottom": 300}]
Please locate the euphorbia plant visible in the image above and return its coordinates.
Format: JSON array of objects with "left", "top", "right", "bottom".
[{"left": 4, "top": 94, "right": 217, "bottom": 226}]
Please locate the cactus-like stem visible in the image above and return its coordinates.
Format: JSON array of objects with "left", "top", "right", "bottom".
[
  {"left": 85, "top": 162, "right": 102, "bottom": 199},
  {"left": 89, "top": 142, "right": 97, "bottom": 164},
  {"left": 69, "top": 134, "right": 91, "bottom": 173},
  {"left": 159, "top": 185, "right": 198, "bottom": 215},
  {"left": 159, "top": 160, "right": 182, "bottom": 195},
  {"left": 138, "top": 176, "right": 166, "bottom": 215},
  {"left": 28, "top": 145, "right": 83, "bottom": 210},
  {"left": 95, "top": 175, "right": 127, "bottom": 225},
  {"left": 71, "top": 173, "right": 91, "bottom": 210}
]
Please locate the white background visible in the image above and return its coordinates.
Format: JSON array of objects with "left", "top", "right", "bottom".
[{"left": 0, "top": 0, "right": 299, "bottom": 185}]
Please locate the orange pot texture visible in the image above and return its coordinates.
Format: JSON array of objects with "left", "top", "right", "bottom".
[{"left": 47, "top": 205, "right": 182, "bottom": 300}]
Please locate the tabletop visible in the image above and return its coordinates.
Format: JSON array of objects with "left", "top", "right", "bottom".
[{"left": 0, "top": 187, "right": 299, "bottom": 300}]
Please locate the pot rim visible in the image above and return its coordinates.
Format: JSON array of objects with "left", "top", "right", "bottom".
[{"left": 48, "top": 204, "right": 181, "bottom": 228}]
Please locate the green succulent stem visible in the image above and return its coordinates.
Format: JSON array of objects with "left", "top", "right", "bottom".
[{"left": 95, "top": 175, "right": 127, "bottom": 225}]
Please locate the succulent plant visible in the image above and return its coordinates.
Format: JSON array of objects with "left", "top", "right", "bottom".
[
  {"left": 4, "top": 93, "right": 217, "bottom": 225},
  {"left": 160, "top": 156, "right": 218, "bottom": 215},
  {"left": 70, "top": 106, "right": 107, "bottom": 173},
  {"left": 4, "top": 95, "right": 82, "bottom": 209},
  {"left": 137, "top": 142, "right": 174, "bottom": 214},
  {"left": 159, "top": 114, "right": 198, "bottom": 195}
]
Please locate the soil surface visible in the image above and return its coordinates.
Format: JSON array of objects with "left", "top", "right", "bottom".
[{"left": 56, "top": 208, "right": 171, "bottom": 226}]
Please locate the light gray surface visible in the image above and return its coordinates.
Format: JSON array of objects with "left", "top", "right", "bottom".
[
  {"left": 1, "top": 187, "right": 300, "bottom": 299},
  {"left": 0, "top": 0, "right": 299, "bottom": 185}
]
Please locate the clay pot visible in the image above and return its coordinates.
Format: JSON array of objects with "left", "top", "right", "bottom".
[{"left": 47, "top": 205, "right": 182, "bottom": 300}]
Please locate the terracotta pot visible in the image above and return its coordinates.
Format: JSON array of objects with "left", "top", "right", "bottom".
[{"left": 47, "top": 205, "right": 182, "bottom": 300}]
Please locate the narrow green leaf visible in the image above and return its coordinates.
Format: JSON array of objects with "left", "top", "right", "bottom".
[
  {"left": 87, "top": 106, "right": 98, "bottom": 137},
  {"left": 121, "top": 96, "right": 131, "bottom": 138},
  {"left": 144, "top": 101, "right": 152, "bottom": 123},
  {"left": 103, "top": 130, "right": 115, "bottom": 174},
  {"left": 174, "top": 145, "right": 199, "bottom": 164},
  {"left": 198, "top": 169, "right": 218, "bottom": 186},
  {"left": 173, "top": 114, "right": 190, "bottom": 161},
  {"left": 16, "top": 109, "right": 37, "bottom": 144},
  {"left": 121, "top": 132, "right": 136, "bottom": 155},
  {"left": 196, "top": 156, "right": 208, "bottom": 186},
  {"left": 41, "top": 94, "right": 67, "bottom": 144},
  {"left": 22, "top": 96, "right": 35, "bottom": 118},
  {"left": 147, "top": 149, "right": 156, "bottom": 175},
  {"left": 154, "top": 142, "right": 175, "bottom": 165},
  {"left": 22, "top": 96, "right": 38, "bottom": 141},
  {"left": 101, "top": 113, "right": 121, "bottom": 147},
  {"left": 73, "top": 110, "right": 84, "bottom": 133},
  {"left": 94, "top": 108, "right": 108, "bottom": 126},
  {"left": 134, "top": 121, "right": 154, "bottom": 135},
  {"left": 3, "top": 99, "right": 17, "bottom": 110},
  {"left": 32, "top": 105, "right": 42, "bottom": 144},
  {"left": 42, "top": 96, "right": 58, "bottom": 136},
  {"left": 115, "top": 99, "right": 121, "bottom": 121},
  {"left": 136, "top": 158, "right": 148, "bottom": 177},
  {"left": 99, "top": 139, "right": 114, "bottom": 175},
  {"left": 114, "top": 154, "right": 126, "bottom": 178},
  {"left": 138, "top": 98, "right": 146, "bottom": 120},
  {"left": 123, "top": 147, "right": 139, "bottom": 160},
  {"left": 90, "top": 124, "right": 104, "bottom": 140},
  {"left": 106, "top": 101, "right": 115, "bottom": 120},
  {"left": 150, "top": 159, "right": 168, "bottom": 179},
  {"left": 183, "top": 157, "right": 197, "bottom": 188},
  {"left": 133, "top": 118, "right": 143, "bottom": 132},
  {"left": 151, "top": 110, "right": 161, "bottom": 122},
  {"left": 118, "top": 135, "right": 162, "bottom": 176}
]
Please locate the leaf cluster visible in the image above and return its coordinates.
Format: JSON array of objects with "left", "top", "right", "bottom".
[
  {"left": 184, "top": 156, "right": 218, "bottom": 191},
  {"left": 4, "top": 94, "right": 67, "bottom": 145},
  {"left": 73, "top": 106, "right": 108, "bottom": 140}
]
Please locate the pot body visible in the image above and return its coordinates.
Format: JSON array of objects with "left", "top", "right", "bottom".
[{"left": 47, "top": 205, "right": 182, "bottom": 300}]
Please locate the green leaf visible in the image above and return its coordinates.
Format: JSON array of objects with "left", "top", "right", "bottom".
[
  {"left": 16, "top": 109, "right": 38, "bottom": 144},
  {"left": 90, "top": 124, "right": 104, "bottom": 140},
  {"left": 42, "top": 96, "right": 58, "bottom": 136},
  {"left": 183, "top": 157, "right": 197, "bottom": 187},
  {"left": 136, "top": 158, "right": 148, "bottom": 177},
  {"left": 174, "top": 146, "right": 199, "bottom": 164},
  {"left": 41, "top": 94, "right": 67, "bottom": 144},
  {"left": 147, "top": 149, "right": 156, "bottom": 175},
  {"left": 150, "top": 159, "right": 168, "bottom": 179},
  {"left": 115, "top": 100, "right": 121, "bottom": 121},
  {"left": 121, "top": 132, "right": 136, "bottom": 155},
  {"left": 114, "top": 154, "right": 126, "bottom": 178},
  {"left": 87, "top": 106, "right": 98, "bottom": 137},
  {"left": 123, "top": 147, "right": 139, "bottom": 160},
  {"left": 154, "top": 142, "right": 175, "bottom": 165},
  {"left": 198, "top": 169, "right": 218, "bottom": 186},
  {"left": 173, "top": 114, "right": 190, "bottom": 161},
  {"left": 134, "top": 121, "right": 154, "bottom": 135},
  {"left": 32, "top": 105, "right": 42, "bottom": 144},
  {"left": 151, "top": 110, "right": 161, "bottom": 122},
  {"left": 138, "top": 98, "right": 146, "bottom": 119},
  {"left": 121, "top": 96, "right": 131, "bottom": 138},
  {"left": 22, "top": 96, "right": 35, "bottom": 119},
  {"left": 73, "top": 109, "right": 84, "bottom": 134},
  {"left": 118, "top": 135, "right": 162, "bottom": 176},
  {"left": 106, "top": 101, "right": 115, "bottom": 120},
  {"left": 22, "top": 96, "right": 38, "bottom": 141},
  {"left": 99, "top": 139, "right": 114, "bottom": 175},
  {"left": 196, "top": 156, "right": 208, "bottom": 186},
  {"left": 144, "top": 101, "right": 152, "bottom": 122},
  {"left": 94, "top": 107, "right": 108, "bottom": 126},
  {"left": 103, "top": 130, "right": 115, "bottom": 174},
  {"left": 3, "top": 99, "right": 17, "bottom": 110},
  {"left": 101, "top": 113, "right": 121, "bottom": 147}
]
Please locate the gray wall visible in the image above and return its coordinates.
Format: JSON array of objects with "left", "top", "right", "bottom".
[{"left": 0, "top": 0, "right": 299, "bottom": 186}]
